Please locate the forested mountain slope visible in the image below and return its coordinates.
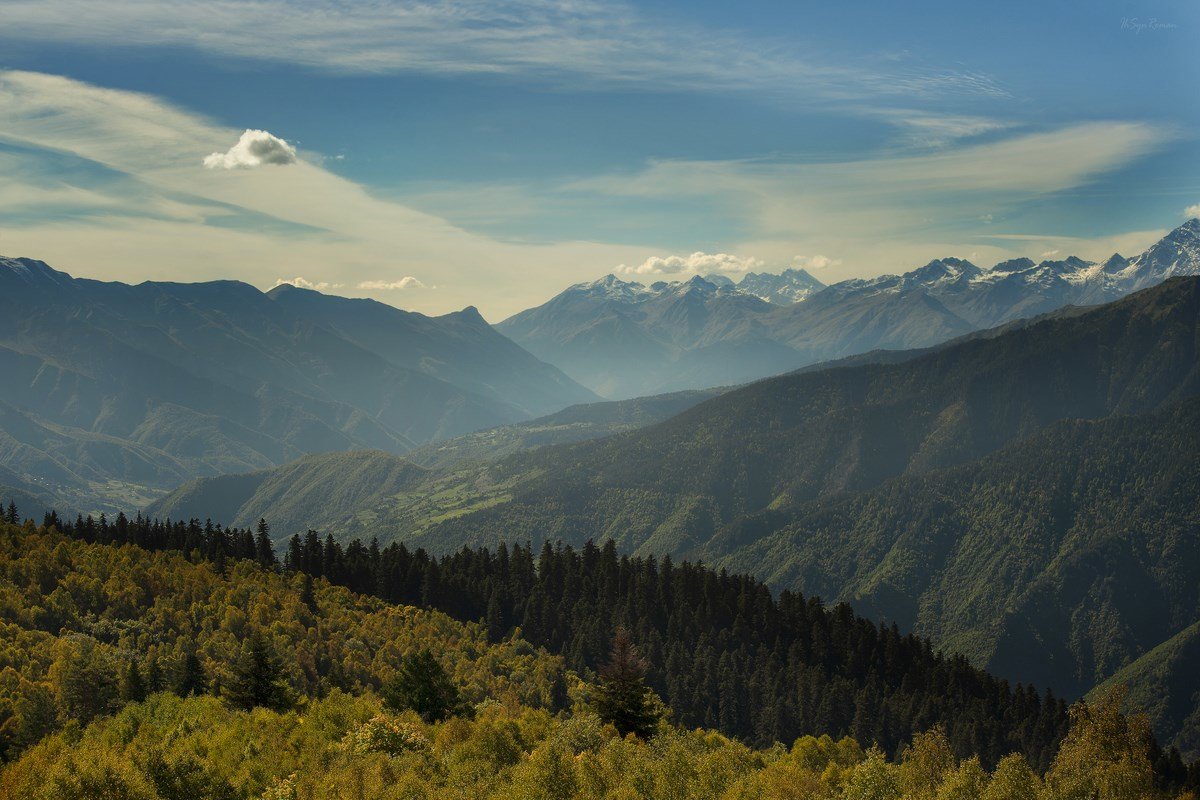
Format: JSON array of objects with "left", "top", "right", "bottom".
[
  {"left": 1092, "top": 621, "right": 1200, "bottom": 761},
  {"left": 28, "top": 515, "right": 1073, "bottom": 767},
  {"left": 715, "top": 399, "right": 1200, "bottom": 720},
  {"left": 418, "top": 277, "right": 1200, "bottom": 558},
  {"left": 0, "top": 522, "right": 566, "bottom": 765},
  {"left": 360, "top": 279, "right": 1200, "bottom": 749},
  {"left": 2, "top": 522, "right": 1196, "bottom": 797}
]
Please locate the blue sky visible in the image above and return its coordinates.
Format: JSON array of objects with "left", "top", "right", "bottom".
[{"left": 0, "top": 0, "right": 1197, "bottom": 318}]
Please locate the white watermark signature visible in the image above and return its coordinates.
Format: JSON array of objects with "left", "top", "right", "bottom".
[{"left": 1121, "top": 17, "right": 1178, "bottom": 33}]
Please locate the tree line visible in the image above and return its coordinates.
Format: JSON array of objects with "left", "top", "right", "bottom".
[{"left": 18, "top": 505, "right": 1200, "bottom": 787}]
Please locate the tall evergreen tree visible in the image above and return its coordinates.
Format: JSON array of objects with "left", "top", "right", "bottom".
[
  {"left": 486, "top": 589, "right": 505, "bottom": 643},
  {"left": 255, "top": 519, "right": 275, "bottom": 569},
  {"left": 120, "top": 659, "right": 147, "bottom": 703},
  {"left": 381, "top": 649, "right": 463, "bottom": 723},
  {"left": 285, "top": 534, "right": 303, "bottom": 572},
  {"left": 172, "top": 645, "right": 207, "bottom": 698},
  {"left": 224, "top": 631, "right": 294, "bottom": 711},
  {"left": 300, "top": 573, "right": 317, "bottom": 613},
  {"left": 592, "top": 628, "right": 660, "bottom": 739},
  {"left": 145, "top": 657, "right": 165, "bottom": 694}
]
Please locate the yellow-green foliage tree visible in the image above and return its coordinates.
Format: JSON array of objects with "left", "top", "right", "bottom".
[
  {"left": 0, "top": 523, "right": 1192, "bottom": 800},
  {"left": 2, "top": 688, "right": 1181, "bottom": 800},
  {"left": 1043, "top": 687, "right": 1158, "bottom": 800},
  {"left": 0, "top": 522, "right": 566, "bottom": 761}
]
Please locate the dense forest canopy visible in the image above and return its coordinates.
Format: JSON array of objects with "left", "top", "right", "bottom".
[
  {"left": 0, "top": 518, "right": 1196, "bottom": 800},
  {"left": 8, "top": 508, "right": 1197, "bottom": 790}
]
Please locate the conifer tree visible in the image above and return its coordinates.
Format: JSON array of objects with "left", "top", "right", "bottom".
[
  {"left": 172, "top": 645, "right": 207, "bottom": 697},
  {"left": 48, "top": 637, "right": 118, "bottom": 725},
  {"left": 381, "top": 649, "right": 463, "bottom": 723},
  {"left": 120, "top": 659, "right": 147, "bottom": 703},
  {"left": 285, "top": 534, "right": 303, "bottom": 572},
  {"left": 255, "top": 519, "right": 275, "bottom": 569},
  {"left": 224, "top": 631, "right": 294, "bottom": 712},
  {"left": 592, "top": 628, "right": 660, "bottom": 739},
  {"left": 300, "top": 573, "right": 318, "bottom": 613},
  {"left": 145, "top": 658, "right": 165, "bottom": 694},
  {"left": 486, "top": 590, "right": 505, "bottom": 643}
]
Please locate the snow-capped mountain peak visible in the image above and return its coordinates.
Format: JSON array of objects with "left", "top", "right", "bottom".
[
  {"left": 737, "top": 267, "right": 825, "bottom": 304},
  {"left": 905, "top": 257, "right": 981, "bottom": 288},
  {"left": 1123, "top": 218, "right": 1200, "bottom": 289},
  {"left": 568, "top": 274, "right": 655, "bottom": 302},
  {"left": 0, "top": 256, "right": 76, "bottom": 289}
]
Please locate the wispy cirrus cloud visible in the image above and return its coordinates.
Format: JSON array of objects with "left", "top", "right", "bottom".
[
  {"left": 0, "top": 69, "right": 652, "bottom": 318},
  {"left": 575, "top": 120, "right": 1172, "bottom": 277},
  {"left": 867, "top": 109, "right": 1017, "bottom": 148},
  {"left": 577, "top": 121, "right": 1170, "bottom": 239},
  {"left": 0, "top": 69, "right": 1176, "bottom": 316},
  {"left": 0, "top": 0, "right": 1007, "bottom": 104}
]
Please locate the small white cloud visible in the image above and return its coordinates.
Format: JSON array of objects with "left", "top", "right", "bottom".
[
  {"left": 273, "top": 276, "right": 341, "bottom": 291},
  {"left": 1185, "top": 203, "right": 1200, "bottom": 218},
  {"left": 616, "top": 251, "right": 763, "bottom": 276},
  {"left": 204, "top": 129, "right": 297, "bottom": 169},
  {"left": 358, "top": 277, "right": 427, "bottom": 290},
  {"left": 979, "top": 213, "right": 994, "bottom": 223},
  {"left": 1040, "top": 249, "right": 1060, "bottom": 259},
  {"left": 792, "top": 254, "right": 840, "bottom": 270}
]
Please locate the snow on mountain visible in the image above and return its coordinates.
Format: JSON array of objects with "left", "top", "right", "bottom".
[
  {"left": 498, "top": 219, "right": 1200, "bottom": 399},
  {"left": 1123, "top": 217, "right": 1200, "bottom": 289},
  {"left": 567, "top": 274, "right": 657, "bottom": 302},
  {"left": 560, "top": 268, "right": 825, "bottom": 308},
  {"left": 820, "top": 219, "right": 1200, "bottom": 319},
  {"left": 0, "top": 256, "right": 78, "bottom": 289},
  {"left": 738, "top": 268, "right": 826, "bottom": 304}
]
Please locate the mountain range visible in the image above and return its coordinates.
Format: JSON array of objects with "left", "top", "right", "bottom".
[
  {"left": 498, "top": 219, "right": 1200, "bottom": 398},
  {"left": 6, "top": 220, "right": 1197, "bottom": 513},
  {"left": 0, "top": 259, "right": 595, "bottom": 513},
  {"left": 153, "top": 275, "right": 1200, "bottom": 755}
]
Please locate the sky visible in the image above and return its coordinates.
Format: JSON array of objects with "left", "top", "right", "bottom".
[{"left": 0, "top": 0, "right": 1198, "bottom": 320}]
